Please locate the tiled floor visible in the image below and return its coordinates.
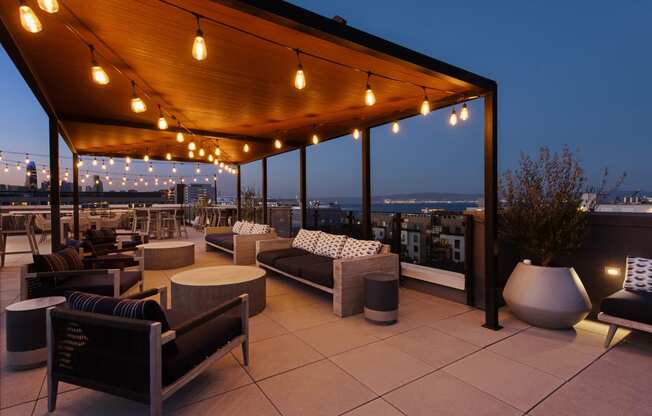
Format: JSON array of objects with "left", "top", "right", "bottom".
[{"left": 1, "top": 230, "right": 650, "bottom": 415}]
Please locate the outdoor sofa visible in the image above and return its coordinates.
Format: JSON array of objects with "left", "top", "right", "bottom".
[
  {"left": 46, "top": 288, "right": 249, "bottom": 416},
  {"left": 256, "top": 229, "right": 399, "bottom": 317},
  {"left": 205, "top": 220, "right": 277, "bottom": 265}
]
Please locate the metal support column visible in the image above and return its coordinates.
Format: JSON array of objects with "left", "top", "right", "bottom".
[
  {"left": 483, "top": 90, "right": 501, "bottom": 330},
  {"left": 72, "top": 153, "right": 80, "bottom": 239},
  {"left": 236, "top": 165, "right": 241, "bottom": 221},
  {"left": 49, "top": 117, "right": 61, "bottom": 251},
  {"left": 361, "top": 128, "right": 371, "bottom": 240},
  {"left": 262, "top": 157, "right": 268, "bottom": 224},
  {"left": 299, "top": 146, "right": 307, "bottom": 229}
]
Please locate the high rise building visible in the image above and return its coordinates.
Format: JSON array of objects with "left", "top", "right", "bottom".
[
  {"left": 184, "top": 183, "right": 212, "bottom": 204},
  {"left": 24, "top": 161, "right": 37, "bottom": 190},
  {"left": 92, "top": 175, "right": 103, "bottom": 192}
]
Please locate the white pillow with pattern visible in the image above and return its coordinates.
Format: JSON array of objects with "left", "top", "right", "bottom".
[
  {"left": 232, "top": 221, "right": 244, "bottom": 234},
  {"left": 239, "top": 221, "right": 255, "bottom": 234},
  {"left": 313, "top": 233, "right": 348, "bottom": 258},
  {"left": 292, "top": 229, "right": 322, "bottom": 253},
  {"left": 624, "top": 256, "right": 652, "bottom": 293},
  {"left": 251, "top": 224, "right": 271, "bottom": 234},
  {"left": 341, "top": 238, "right": 382, "bottom": 258}
]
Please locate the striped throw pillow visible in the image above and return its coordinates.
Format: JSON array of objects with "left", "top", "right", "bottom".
[{"left": 57, "top": 248, "right": 85, "bottom": 271}]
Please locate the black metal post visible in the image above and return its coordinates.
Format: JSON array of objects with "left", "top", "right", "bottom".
[
  {"left": 262, "top": 157, "right": 268, "bottom": 224},
  {"left": 49, "top": 117, "right": 61, "bottom": 251},
  {"left": 392, "top": 213, "right": 402, "bottom": 259},
  {"left": 236, "top": 165, "right": 241, "bottom": 221},
  {"left": 483, "top": 90, "right": 501, "bottom": 330},
  {"left": 361, "top": 128, "right": 371, "bottom": 240},
  {"left": 464, "top": 214, "right": 475, "bottom": 307},
  {"left": 72, "top": 153, "right": 80, "bottom": 239},
  {"left": 299, "top": 146, "right": 307, "bottom": 229}
]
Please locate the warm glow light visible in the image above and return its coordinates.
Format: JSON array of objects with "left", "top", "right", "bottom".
[
  {"left": 176, "top": 131, "right": 184, "bottom": 143},
  {"left": 124, "top": 165, "right": 130, "bottom": 171},
  {"left": 219, "top": 162, "right": 224, "bottom": 168},
  {"left": 460, "top": 103, "right": 469, "bottom": 121},
  {"left": 165, "top": 153, "right": 172, "bottom": 161},
  {"left": 37, "top": 0, "right": 59, "bottom": 14},
  {"left": 199, "top": 148, "right": 205, "bottom": 157},
  {"left": 19, "top": 3, "right": 42, "bottom": 33},
  {"left": 214, "top": 147, "right": 221, "bottom": 156},
  {"left": 131, "top": 97, "right": 146, "bottom": 113},
  {"left": 91, "top": 64, "right": 110, "bottom": 85},
  {"left": 158, "top": 116, "right": 168, "bottom": 130},
  {"left": 125, "top": 156, "right": 131, "bottom": 164},
  {"left": 143, "top": 154, "right": 150, "bottom": 162},
  {"left": 243, "top": 144, "right": 250, "bottom": 153},
  {"left": 92, "top": 157, "right": 98, "bottom": 166},
  {"left": 148, "top": 164, "right": 153, "bottom": 172},
  {"left": 16, "top": 163, "right": 21, "bottom": 171},
  {"left": 449, "top": 109, "right": 458, "bottom": 126},
  {"left": 420, "top": 98, "right": 431, "bottom": 116},
  {"left": 294, "top": 65, "right": 306, "bottom": 90},
  {"left": 109, "top": 157, "right": 114, "bottom": 165},
  {"left": 392, "top": 121, "right": 400, "bottom": 134},
  {"left": 101, "top": 162, "right": 106, "bottom": 170},
  {"left": 274, "top": 139, "right": 282, "bottom": 149},
  {"left": 195, "top": 166, "right": 201, "bottom": 174},
  {"left": 365, "top": 86, "right": 376, "bottom": 106},
  {"left": 213, "top": 159, "right": 219, "bottom": 165},
  {"left": 172, "top": 164, "right": 177, "bottom": 173},
  {"left": 353, "top": 129, "right": 360, "bottom": 140},
  {"left": 25, "top": 154, "right": 30, "bottom": 164},
  {"left": 208, "top": 154, "right": 214, "bottom": 162},
  {"left": 311, "top": 133, "right": 319, "bottom": 145},
  {"left": 188, "top": 142, "right": 197, "bottom": 151},
  {"left": 605, "top": 266, "right": 621, "bottom": 277},
  {"left": 188, "top": 150, "right": 194, "bottom": 158},
  {"left": 192, "top": 23, "right": 207, "bottom": 61}
]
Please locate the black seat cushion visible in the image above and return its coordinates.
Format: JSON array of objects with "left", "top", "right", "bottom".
[
  {"left": 601, "top": 289, "right": 652, "bottom": 326},
  {"left": 257, "top": 248, "right": 310, "bottom": 267},
  {"left": 86, "top": 229, "right": 117, "bottom": 245},
  {"left": 88, "top": 253, "right": 139, "bottom": 269},
  {"left": 275, "top": 254, "right": 334, "bottom": 288},
  {"left": 205, "top": 233, "right": 235, "bottom": 250},
  {"left": 56, "top": 271, "right": 141, "bottom": 297},
  {"left": 162, "top": 312, "right": 242, "bottom": 385}
]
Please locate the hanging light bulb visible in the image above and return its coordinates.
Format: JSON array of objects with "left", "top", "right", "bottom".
[
  {"left": 420, "top": 87, "right": 431, "bottom": 116},
  {"left": 130, "top": 81, "right": 147, "bottom": 113},
  {"left": 108, "top": 180, "right": 113, "bottom": 186},
  {"left": 16, "top": 163, "right": 21, "bottom": 171},
  {"left": 364, "top": 72, "right": 376, "bottom": 106},
  {"left": 449, "top": 108, "right": 458, "bottom": 126},
  {"left": 88, "top": 45, "right": 109, "bottom": 85},
  {"left": 104, "top": 175, "right": 109, "bottom": 181},
  {"left": 125, "top": 156, "right": 131, "bottom": 164},
  {"left": 294, "top": 50, "right": 306, "bottom": 90},
  {"left": 172, "top": 164, "right": 177, "bottom": 173},
  {"left": 139, "top": 177, "right": 144, "bottom": 182},
  {"left": 176, "top": 124, "right": 185, "bottom": 143},
  {"left": 124, "top": 165, "right": 130, "bottom": 171},
  {"left": 122, "top": 176, "right": 127, "bottom": 182},
  {"left": 109, "top": 157, "right": 114, "bottom": 165},
  {"left": 199, "top": 148, "right": 205, "bottom": 157},
  {"left": 214, "top": 147, "right": 221, "bottom": 156},
  {"left": 19, "top": 1, "right": 42, "bottom": 33},
  {"left": 85, "top": 172, "right": 90, "bottom": 178},
  {"left": 213, "top": 159, "right": 219, "bottom": 165},
  {"left": 243, "top": 144, "right": 250, "bottom": 153},
  {"left": 101, "top": 161, "right": 106, "bottom": 170},
  {"left": 92, "top": 157, "right": 98, "bottom": 166},
  {"left": 4, "top": 164, "right": 9, "bottom": 173},
  {"left": 311, "top": 133, "right": 319, "bottom": 145},
  {"left": 460, "top": 102, "right": 469, "bottom": 121},
  {"left": 37, "top": 0, "right": 58, "bottom": 14},
  {"left": 165, "top": 152, "right": 172, "bottom": 161},
  {"left": 0, "top": 151, "right": 3, "bottom": 161},
  {"left": 218, "top": 168, "right": 223, "bottom": 174},
  {"left": 157, "top": 105, "right": 168, "bottom": 129},
  {"left": 392, "top": 121, "right": 400, "bottom": 134},
  {"left": 274, "top": 139, "right": 282, "bottom": 149},
  {"left": 188, "top": 150, "right": 194, "bottom": 159},
  {"left": 208, "top": 154, "right": 214, "bottom": 162},
  {"left": 148, "top": 163, "right": 153, "bottom": 172},
  {"left": 352, "top": 129, "right": 360, "bottom": 140},
  {"left": 219, "top": 162, "right": 224, "bottom": 168},
  {"left": 41, "top": 167, "right": 47, "bottom": 174},
  {"left": 188, "top": 141, "right": 196, "bottom": 151},
  {"left": 192, "top": 15, "right": 207, "bottom": 61},
  {"left": 195, "top": 165, "right": 201, "bottom": 174},
  {"left": 25, "top": 153, "right": 30, "bottom": 164},
  {"left": 143, "top": 154, "right": 150, "bottom": 162}
]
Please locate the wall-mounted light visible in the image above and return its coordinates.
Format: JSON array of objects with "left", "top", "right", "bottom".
[{"left": 605, "top": 266, "right": 621, "bottom": 277}]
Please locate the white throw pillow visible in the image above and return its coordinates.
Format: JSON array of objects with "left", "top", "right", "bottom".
[
  {"left": 341, "top": 238, "right": 382, "bottom": 258},
  {"left": 313, "top": 233, "right": 348, "bottom": 258},
  {"left": 239, "top": 221, "right": 255, "bottom": 234},
  {"left": 232, "top": 221, "right": 243, "bottom": 234},
  {"left": 251, "top": 224, "right": 271, "bottom": 234},
  {"left": 292, "top": 229, "right": 322, "bottom": 252},
  {"left": 624, "top": 256, "right": 652, "bottom": 293}
]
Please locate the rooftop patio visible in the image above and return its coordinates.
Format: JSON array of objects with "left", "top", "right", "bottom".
[{"left": 1, "top": 230, "right": 651, "bottom": 416}]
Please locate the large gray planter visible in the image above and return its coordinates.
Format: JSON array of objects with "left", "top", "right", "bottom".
[{"left": 503, "top": 262, "right": 592, "bottom": 329}]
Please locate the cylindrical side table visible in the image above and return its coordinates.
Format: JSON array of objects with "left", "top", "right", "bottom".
[
  {"left": 5, "top": 296, "right": 66, "bottom": 370},
  {"left": 364, "top": 273, "right": 399, "bottom": 325}
]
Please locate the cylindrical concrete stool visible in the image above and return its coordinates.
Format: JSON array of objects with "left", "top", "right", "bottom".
[
  {"left": 364, "top": 273, "right": 398, "bottom": 325},
  {"left": 5, "top": 296, "right": 66, "bottom": 370}
]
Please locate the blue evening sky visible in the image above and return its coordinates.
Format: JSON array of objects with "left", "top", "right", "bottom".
[{"left": 1, "top": 1, "right": 650, "bottom": 199}]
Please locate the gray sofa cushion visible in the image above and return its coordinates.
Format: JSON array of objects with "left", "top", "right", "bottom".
[
  {"left": 56, "top": 271, "right": 141, "bottom": 297},
  {"left": 601, "top": 289, "right": 652, "bottom": 325},
  {"left": 275, "top": 254, "right": 334, "bottom": 288},
  {"left": 257, "top": 248, "right": 310, "bottom": 267},
  {"left": 205, "top": 233, "right": 235, "bottom": 251}
]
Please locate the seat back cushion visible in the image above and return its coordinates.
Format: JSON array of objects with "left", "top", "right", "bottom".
[
  {"left": 65, "top": 291, "right": 170, "bottom": 331},
  {"left": 341, "top": 238, "right": 383, "bottom": 258},
  {"left": 313, "top": 233, "right": 348, "bottom": 258},
  {"left": 624, "top": 256, "right": 652, "bottom": 293},
  {"left": 251, "top": 223, "right": 271, "bottom": 234},
  {"left": 292, "top": 229, "right": 323, "bottom": 253},
  {"left": 57, "top": 247, "right": 85, "bottom": 270},
  {"left": 232, "top": 221, "right": 244, "bottom": 234}
]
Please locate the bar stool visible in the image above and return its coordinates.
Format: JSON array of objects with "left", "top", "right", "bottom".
[{"left": 364, "top": 273, "right": 399, "bottom": 325}]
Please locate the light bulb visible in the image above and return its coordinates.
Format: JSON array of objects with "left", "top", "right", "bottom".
[
  {"left": 208, "top": 154, "right": 214, "bottom": 162},
  {"left": 92, "top": 157, "right": 98, "bottom": 166},
  {"left": 274, "top": 139, "right": 282, "bottom": 149},
  {"left": 460, "top": 103, "right": 469, "bottom": 121},
  {"left": 294, "top": 65, "right": 306, "bottom": 90},
  {"left": 85, "top": 173, "right": 90, "bottom": 178},
  {"left": 166, "top": 152, "right": 172, "bottom": 160},
  {"left": 188, "top": 150, "right": 194, "bottom": 158},
  {"left": 449, "top": 109, "right": 458, "bottom": 126},
  {"left": 199, "top": 148, "right": 205, "bottom": 157},
  {"left": 196, "top": 166, "right": 201, "bottom": 174},
  {"left": 143, "top": 154, "right": 150, "bottom": 162},
  {"left": 176, "top": 132, "right": 185, "bottom": 143},
  {"left": 219, "top": 162, "right": 224, "bottom": 168},
  {"left": 148, "top": 164, "right": 153, "bottom": 172},
  {"left": 365, "top": 86, "right": 376, "bottom": 106},
  {"left": 139, "top": 177, "right": 144, "bottom": 182},
  {"left": 25, "top": 154, "right": 30, "bottom": 164},
  {"left": 124, "top": 165, "right": 130, "bottom": 171},
  {"left": 108, "top": 180, "right": 112, "bottom": 185},
  {"left": 311, "top": 133, "right": 319, "bottom": 145},
  {"left": 131, "top": 97, "right": 146, "bottom": 113},
  {"left": 243, "top": 144, "right": 250, "bottom": 153},
  {"left": 121, "top": 182, "right": 125, "bottom": 186},
  {"left": 172, "top": 165, "right": 177, "bottom": 173},
  {"left": 214, "top": 147, "right": 220, "bottom": 156},
  {"left": 91, "top": 64, "right": 110, "bottom": 85},
  {"left": 192, "top": 27, "right": 207, "bottom": 61},
  {"left": 19, "top": 3, "right": 42, "bottom": 33},
  {"left": 219, "top": 169, "right": 223, "bottom": 173},
  {"left": 392, "top": 121, "right": 400, "bottom": 134},
  {"left": 158, "top": 116, "right": 168, "bottom": 130},
  {"left": 4, "top": 165, "right": 9, "bottom": 173},
  {"left": 353, "top": 129, "right": 360, "bottom": 140},
  {"left": 193, "top": 177, "right": 197, "bottom": 182},
  {"left": 420, "top": 98, "right": 431, "bottom": 116},
  {"left": 101, "top": 162, "right": 106, "bottom": 170},
  {"left": 37, "top": 0, "right": 58, "bottom": 13},
  {"left": 213, "top": 159, "right": 219, "bottom": 165},
  {"left": 41, "top": 168, "right": 46, "bottom": 174},
  {"left": 122, "top": 176, "right": 126, "bottom": 181},
  {"left": 125, "top": 156, "right": 131, "bottom": 164},
  {"left": 188, "top": 142, "right": 196, "bottom": 151},
  {"left": 105, "top": 175, "right": 109, "bottom": 180}
]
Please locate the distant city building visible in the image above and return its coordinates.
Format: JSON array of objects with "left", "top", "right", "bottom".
[
  {"left": 184, "top": 183, "right": 212, "bottom": 204},
  {"left": 60, "top": 180, "right": 73, "bottom": 192},
  {"left": 24, "top": 161, "right": 37, "bottom": 190},
  {"left": 92, "top": 175, "right": 103, "bottom": 192},
  {"left": 40, "top": 180, "right": 49, "bottom": 191}
]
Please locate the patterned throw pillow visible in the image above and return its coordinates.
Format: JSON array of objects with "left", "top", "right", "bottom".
[
  {"left": 239, "top": 221, "right": 255, "bottom": 234},
  {"left": 251, "top": 224, "right": 271, "bottom": 234},
  {"left": 57, "top": 247, "right": 85, "bottom": 270},
  {"left": 313, "top": 233, "right": 348, "bottom": 258},
  {"left": 33, "top": 252, "right": 69, "bottom": 273},
  {"left": 292, "top": 229, "right": 322, "bottom": 253},
  {"left": 341, "top": 238, "right": 382, "bottom": 258},
  {"left": 624, "top": 256, "right": 652, "bottom": 293},
  {"left": 232, "top": 221, "right": 244, "bottom": 234}
]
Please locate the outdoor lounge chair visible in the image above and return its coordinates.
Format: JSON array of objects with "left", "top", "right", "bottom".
[
  {"left": 205, "top": 220, "right": 277, "bottom": 265},
  {"left": 599, "top": 256, "right": 652, "bottom": 347},
  {"left": 83, "top": 228, "right": 147, "bottom": 256},
  {"left": 256, "top": 229, "right": 400, "bottom": 317},
  {"left": 46, "top": 289, "right": 249, "bottom": 416}
]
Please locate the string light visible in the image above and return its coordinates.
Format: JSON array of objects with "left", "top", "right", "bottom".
[
  {"left": 213, "top": 159, "right": 219, "bottom": 165},
  {"left": 449, "top": 108, "right": 458, "bottom": 126},
  {"left": 166, "top": 152, "right": 172, "bottom": 161},
  {"left": 352, "top": 129, "right": 360, "bottom": 140},
  {"left": 188, "top": 150, "right": 194, "bottom": 158},
  {"left": 214, "top": 147, "right": 221, "bottom": 156},
  {"left": 219, "top": 162, "right": 224, "bottom": 168},
  {"left": 208, "top": 154, "right": 214, "bottom": 162},
  {"left": 274, "top": 139, "right": 282, "bottom": 149},
  {"left": 188, "top": 142, "right": 196, "bottom": 151},
  {"left": 24, "top": 153, "right": 30, "bottom": 164},
  {"left": 195, "top": 164, "right": 201, "bottom": 174},
  {"left": 0, "top": 151, "right": 3, "bottom": 161},
  {"left": 365, "top": 73, "right": 376, "bottom": 106},
  {"left": 198, "top": 148, "right": 205, "bottom": 157},
  {"left": 460, "top": 102, "right": 469, "bottom": 121},
  {"left": 3, "top": 164, "right": 8, "bottom": 173},
  {"left": 101, "top": 160, "right": 106, "bottom": 170},
  {"left": 85, "top": 172, "right": 90, "bottom": 178},
  {"left": 37, "top": 0, "right": 59, "bottom": 14},
  {"left": 91, "top": 157, "right": 97, "bottom": 166},
  {"left": 243, "top": 144, "right": 250, "bottom": 153},
  {"left": 157, "top": 105, "right": 168, "bottom": 129},
  {"left": 143, "top": 154, "right": 150, "bottom": 162},
  {"left": 294, "top": 50, "right": 306, "bottom": 90},
  {"left": 420, "top": 87, "right": 431, "bottom": 116},
  {"left": 192, "top": 15, "right": 207, "bottom": 61},
  {"left": 130, "top": 81, "right": 147, "bottom": 113},
  {"left": 15, "top": 162, "right": 21, "bottom": 170},
  {"left": 124, "top": 164, "right": 130, "bottom": 171},
  {"left": 172, "top": 164, "right": 177, "bottom": 173},
  {"left": 109, "top": 157, "right": 114, "bottom": 165},
  {"left": 125, "top": 156, "right": 131, "bottom": 164},
  {"left": 176, "top": 123, "right": 185, "bottom": 143},
  {"left": 19, "top": 1, "right": 42, "bottom": 33},
  {"left": 148, "top": 163, "right": 153, "bottom": 172},
  {"left": 88, "top": 45, "right": 110, "bottom": 85},
  {"left": 311, "top": 133, "right": 319, "bottom": 145},
  {"left": 392, "top": 121, "right": 400, "bottom": 134}
]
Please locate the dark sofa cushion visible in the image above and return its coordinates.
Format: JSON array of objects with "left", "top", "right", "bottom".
[
  {"left": 257, "top": 248, "right": 310, "bottom": 267},
  {"left": 601, "top": 289, "right": 652, "bottom": 326},
  {"left": 162, "top": 313, "right": 241, "bottom": 385},
  {"left": 56, "top": 271, "right": 141, "bottom": 297},
  {"left": 275, "top": 254, "right": 333, "bottom": 288},
  {"left": 57, "top": 247, "right": 85, "bottom": 270},
  {"left": 300, "top": 260, "right": 335, "bottom": 288},
  {"left": 205, "top": 233, "right": 235, "bottom": 250},
  {"left": 86, "top": 229, "right": 117, "bottom": 245}
]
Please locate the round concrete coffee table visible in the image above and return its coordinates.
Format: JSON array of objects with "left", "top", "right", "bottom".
[
  {"left": 5, "top": 296, "right": 66, "bottom": 369},
  {"left": 137, "top": 241, "right": 195, "bottom": 270},
  {"left": 171, "top": 266, "right": 266, "bottom": 316}
]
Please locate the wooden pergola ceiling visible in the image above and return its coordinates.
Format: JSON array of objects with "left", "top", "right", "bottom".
[{"left": 0, "top": 0, "right": 495, "bottom": 164}]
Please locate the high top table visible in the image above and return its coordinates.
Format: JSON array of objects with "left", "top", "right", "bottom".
[{"left": 171, "top": 265, "right": 266, "bottom": 316}]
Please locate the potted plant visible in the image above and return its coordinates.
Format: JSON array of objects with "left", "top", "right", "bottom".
[{"left": 500, "top": 146, "right": 622, "bottom": 329}]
